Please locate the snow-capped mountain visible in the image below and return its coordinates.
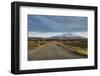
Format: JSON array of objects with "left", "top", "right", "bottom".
[{"left": 49, "top": 33, "right": 87, "bottom": 39}]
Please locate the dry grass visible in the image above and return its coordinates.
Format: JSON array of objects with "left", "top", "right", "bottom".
[
  {"left": 72, "top": 47, "right": 87, "bottom": 56},
  {"left": 28, "top": 38, "right": 88, "bottom": 57},
  {"left": 55, "top": 42, "right": 87, "bottom": 57}
]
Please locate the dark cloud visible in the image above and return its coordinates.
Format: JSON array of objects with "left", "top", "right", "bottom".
[{"left": 28, "top": 15, "right": 88, "bottom": 32}]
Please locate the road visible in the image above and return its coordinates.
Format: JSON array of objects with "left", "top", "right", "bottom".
[{"left": 28, "top": 42, "right": 87, "bottom": 60}]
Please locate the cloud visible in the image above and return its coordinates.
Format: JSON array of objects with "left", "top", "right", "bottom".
[
  {"left": 28, "top": 15, "right": 88, "bottom": 32},
  {"left": 73, "top": 32, "right": 88, "bottom": 38},
  {"left": 28, "top": 32, "right": 88, "bottom": 38},
  {"left": 28, "top": 32, "right": 62, "bottom": 38}
]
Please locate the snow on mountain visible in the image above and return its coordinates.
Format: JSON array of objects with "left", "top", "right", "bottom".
[{"left": 50, "top": 33, "right": 87, "bottom": 39}]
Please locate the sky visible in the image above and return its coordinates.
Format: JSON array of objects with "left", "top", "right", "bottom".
[{"left": 28, "top": 15, "right": 88, "bottom": 38}]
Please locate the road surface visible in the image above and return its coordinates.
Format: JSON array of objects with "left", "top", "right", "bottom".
[{"left": 28, "top": 42, "right": 87, "bottom": 60}]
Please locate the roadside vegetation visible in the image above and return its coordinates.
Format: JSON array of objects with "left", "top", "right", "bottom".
[{"left": 28, "top": 37, "right": 88, "bottom": 57}]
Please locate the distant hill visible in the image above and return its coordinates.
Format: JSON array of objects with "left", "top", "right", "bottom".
[
  {"left": 28, "top": 33, "right": 87, "bottom": 40},
  {"left": 49, "top": 33, "right": 87, "bottom": 39}
]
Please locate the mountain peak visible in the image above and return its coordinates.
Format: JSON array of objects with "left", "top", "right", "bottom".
[{"left": 50, "top": 33, "right": 86, "bottom": 39}]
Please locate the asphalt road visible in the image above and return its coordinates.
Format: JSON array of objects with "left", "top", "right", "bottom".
[{"left": 28, "top": 42, "right": 87, "bottom": 60}]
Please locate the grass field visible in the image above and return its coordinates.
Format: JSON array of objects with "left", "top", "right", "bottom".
[{"left": 28, "top": 37, "right": 88, "bottom": 58}]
